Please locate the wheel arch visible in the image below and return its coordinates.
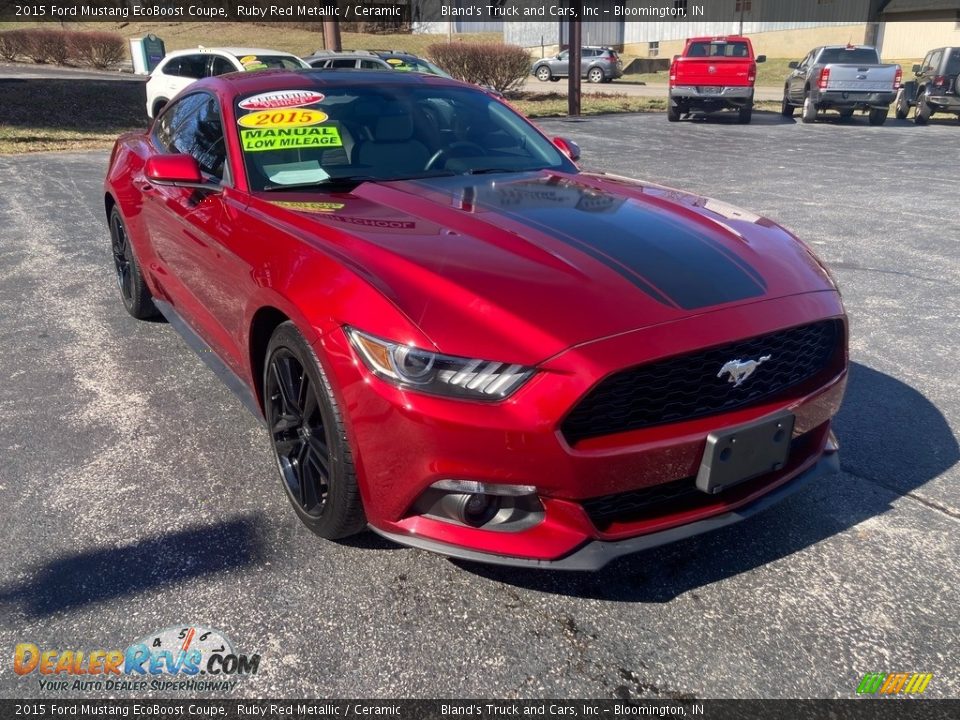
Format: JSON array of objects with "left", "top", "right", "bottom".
[
  {"left": 104, "top": 192, "right": 117, "bottom": 221},
  {"left": 249, "top": 306, "right": 293, "bottom": 412}
]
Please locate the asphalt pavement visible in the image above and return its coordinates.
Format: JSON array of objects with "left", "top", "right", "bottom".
[{"left": 0, "top": 111, "right": 957, "bottom": 699}]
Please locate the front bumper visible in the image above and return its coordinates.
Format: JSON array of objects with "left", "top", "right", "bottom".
[
  {"left": 372, "top": 451, "right": 840, "bottom": 570},
  {"left": 319, "top": 292, "right": 847, "bottom": 567}
]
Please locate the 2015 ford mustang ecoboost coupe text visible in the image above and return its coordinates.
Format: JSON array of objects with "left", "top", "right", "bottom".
[{"left": 104, "top": 70, "right": 847, "bottom": 570}]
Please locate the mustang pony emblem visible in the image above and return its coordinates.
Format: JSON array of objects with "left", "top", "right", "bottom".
[{"left": 717, "top": 355, "right": 772, "bottom": 387}]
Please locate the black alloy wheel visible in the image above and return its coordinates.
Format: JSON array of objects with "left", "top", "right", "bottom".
[
  {"left": 108, "top": 207, "right": 158, "bottom": 319},
  {"left": 264, "top": 322, "right": 365, "bottom": 539}
]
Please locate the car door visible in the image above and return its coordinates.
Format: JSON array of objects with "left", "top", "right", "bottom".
[
  {"left": 208, "top": 54, "right": 236, "bottom": 77},
  {"left": 788, "top": 51, "right": 813, "bottom": 102},
  {"left": 553, "top": 50, "right": 570, "bottom": 77},
  {"left": 140, "top": 92, "right": 248, "bottom": 374},
  {"left": 580, "top": 49, "right": 596, "bottom": 78}
]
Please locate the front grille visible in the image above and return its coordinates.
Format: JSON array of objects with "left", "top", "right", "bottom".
[{"left": 562, "top": 320, "right": 842, "bottom": 444}]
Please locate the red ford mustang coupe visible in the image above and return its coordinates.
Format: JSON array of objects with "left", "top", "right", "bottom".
[{"left": 104, "top": 70, "right": 847, "bottom": 569}]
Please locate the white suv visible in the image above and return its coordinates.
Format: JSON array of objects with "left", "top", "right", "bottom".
[{"left": 146, "top": 47, "right": 309, "bottom": 118}]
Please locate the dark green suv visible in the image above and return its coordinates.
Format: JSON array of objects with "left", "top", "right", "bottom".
[{"left": 895, "top": 47, "right": 960, "bottom": 124}]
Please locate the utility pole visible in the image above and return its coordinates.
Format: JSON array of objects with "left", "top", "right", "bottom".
[
  {"left": 568, "top": 13, "right": 582, "bottom": 117},
  {"left": 323, "top": 18, "right": 342, "bottom": 52}
]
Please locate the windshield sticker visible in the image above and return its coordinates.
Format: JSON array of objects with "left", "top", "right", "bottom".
[
  {"left": 241, "top": 126, "right": 343, "bottom": 152},
  {"left": 239, "top": 90, "right": 325, "bottom": 110},
  {"left": 238, "top": 109, "right": 328, "bottom": 129},
  {"left": 263, "top": 161, "right": 329, "bottom": 185},
  {"left": 270, "top": 201, "right": 346, "bottom": 214},
  {"left": 239, "top": 56, "right": 268, "bottom": 71}
]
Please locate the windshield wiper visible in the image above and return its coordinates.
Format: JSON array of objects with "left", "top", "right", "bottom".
[{"left": 263, "top": 170, "right": 456, "bottom": 191}]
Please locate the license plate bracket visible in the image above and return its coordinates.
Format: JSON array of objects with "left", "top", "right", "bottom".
[{"left": 696, "top": 411, "right": 795, "bottom": 494}]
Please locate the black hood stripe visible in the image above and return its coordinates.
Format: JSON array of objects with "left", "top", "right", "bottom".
[{"left": 485, "top": 191, "right": 766, "bottom": 310}]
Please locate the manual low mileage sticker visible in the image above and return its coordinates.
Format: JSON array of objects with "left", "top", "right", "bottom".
[{"left": 240, "top": 126, "right": 344, "bottom": 152}]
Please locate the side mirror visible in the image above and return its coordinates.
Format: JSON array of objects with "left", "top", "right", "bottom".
[
  {"left": 755, "top": 55, "right": 766, "bottom": 63},
  {"left": 144, "top": 154, "right": 215, "bottom": 190},
  {"left": 788, "top": 61, "right": 799, "bottom": 69},
  {"left": 553, "top": 136, "right": 581, "bottom": 162},
  {"left": 912, "top": 63, "right": 922, "bottom": 74}
]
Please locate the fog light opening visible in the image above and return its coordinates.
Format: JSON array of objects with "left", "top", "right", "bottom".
[
  {"left": 414, "top": 480, "right": 545, "bottom": 532},
  {"left": 457, "top": 493, "right": 501, "bottom": 527}
]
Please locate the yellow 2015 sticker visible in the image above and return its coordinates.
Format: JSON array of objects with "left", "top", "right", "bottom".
[
  {"left": 238, "top": 109, "right": 328, "bottom": 129},
  {"left": 386, "top": 58, "right": 404, "bottom": 65},
  {"left": 241, "top": 126, "right": 343, "bottom": 152}
]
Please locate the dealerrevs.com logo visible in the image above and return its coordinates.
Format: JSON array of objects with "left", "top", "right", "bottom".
[{"left": 14, "top": 626, "right": 260, "bottom": 692}]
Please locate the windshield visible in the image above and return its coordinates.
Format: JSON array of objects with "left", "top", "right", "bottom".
[
  {"left": 687, "top": 41, "right": 750, "bottom": 58},
  {"left": 235, "top": 84, "right": 574, "bottom": 191},
  {"left": 818, "top": 48, "right": 881, "bottom": 65}
]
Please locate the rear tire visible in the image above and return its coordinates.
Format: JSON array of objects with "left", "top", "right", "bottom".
[
  {"left": 667, "top": 103, "right": 680, "bottom": 122},
  {"left": 801, "top": 94, "right": 817, "bottom": 123},
  {"left": 914, "top": 92, "right": 931, "bottom": 125},
  {"left": 535, "top": 66, "right": 551, "bottom": 82},
  {"left": 738, "top": 102, "right": 753, "bottom": 124},
  {"left": 264, "top": 322, "right": 366, "bottom": 540},
  {"left": 780, "top": 93, "right": 794, "bottom": 118},
  {"left": 108, "top": 207, "right": 158, "bottom": 320},
  {"left": 868, "top": 106, "right": 888, "bottom": 125},
  {"left": 894, "top": 89, "right": 910, "bottom": 120},
  {"left": 587, "top": 67, "right": 604, "bottom": 84}
]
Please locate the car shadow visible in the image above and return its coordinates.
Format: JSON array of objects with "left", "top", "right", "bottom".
[
  {"left": 0, "top": 516, "right": 266, "bottom": 620},
  {"left": 451, "top": 362, "right": 957, "bottom": 600},
  {"left": 685, "top": 110, "right": 797, "bottom": 125}
]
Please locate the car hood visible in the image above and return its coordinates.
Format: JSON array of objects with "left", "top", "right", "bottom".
[{"left": 260, "top": 171, "right": 836, "bottom": 364}]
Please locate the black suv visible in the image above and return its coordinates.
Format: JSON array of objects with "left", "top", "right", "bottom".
[{"left": 895, "top": 47, "right": 960, "bottom": 124}]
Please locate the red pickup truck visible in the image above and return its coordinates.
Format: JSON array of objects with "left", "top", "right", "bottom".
[{"left": 668, "top": 36, "right": 766, "bottom": 123}]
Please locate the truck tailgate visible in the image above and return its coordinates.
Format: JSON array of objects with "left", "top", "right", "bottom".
[
  {"left": 825, "top": 64, "right": 898, "bottom": 92},
  {"left": 673, "top": 58, "right": 754, "bottom": 87}
]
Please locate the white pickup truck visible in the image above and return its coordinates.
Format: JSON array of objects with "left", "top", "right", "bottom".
[{"left": 781, "top": 45, "right": 901, "bottom": 125}]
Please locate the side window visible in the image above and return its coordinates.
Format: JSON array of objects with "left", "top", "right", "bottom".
[
  {"left": 161, "top": 58, "right": 180, "bottom": 76},
  {"left": 176, "top": 55, "right": 206, "bottom": 79},
  {"left": 154, "top": 94, "right": 207, "bottom": 152},
  {"left": 331, "top": 58, "right": 357, "bottom": 68},
  {"left": 927, "top": 50, "right": 943, "bottom": 74},
  {"left": 169, "top": 94, "right": 228, "bottom": 180},
  {"left": 209, "top": 56, "right": 235, "bottom": 76},
  {"left": 360, "top": 59, "right": 383, "bottom": 69}
]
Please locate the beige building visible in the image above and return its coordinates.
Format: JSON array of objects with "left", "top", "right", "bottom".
[{"left": 877, "top": 1, "right": 960, "bottom": 58}]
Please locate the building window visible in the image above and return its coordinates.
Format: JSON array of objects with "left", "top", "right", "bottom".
[
  {"left": 735, "top": 0, "right": 752, "bottom": 11},
  {"left": 649, "top": 41, "right": 659, "bottom": 57}
]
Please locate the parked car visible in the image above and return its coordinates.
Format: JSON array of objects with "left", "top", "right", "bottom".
[
  {"left": 895, "top": 47, "right": 960, "bottom": 124},
  {"left": 104, "top": 70, "right": 846, "bottom": 570},
  {"left": 370, "top": 50, "right": 453, "bottom": 78},
  {"left": 146, "top": 47, "right": 309, "bottom": 118},
  {"left": 304, "top": 51, "right": 394, "bottom": 71},
  {"left": 781, "top": 45, "right": 901, "bottom": 125},
  {"left": 668, "top": 36, "right": 766, "bottom": 123},
  {"left": 306, "top": 50, "right": 452, "bottom": 79},
  {"left": 531, "top": 47, "right": 623, "bottom": 84}
]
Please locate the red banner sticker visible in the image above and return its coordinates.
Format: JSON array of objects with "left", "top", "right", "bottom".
[{"left": 239, "top": 90, "right": 325, "bottom": 111}]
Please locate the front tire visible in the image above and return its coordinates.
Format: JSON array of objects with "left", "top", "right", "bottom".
[
  {"left": 801, "top": 94, "right": 817, "bottom": 123},
  {"left": 895, "top": 89, "right": 910, "bottom": 119},
  {"left": 264, "top": 322, "right": 366, "bottom": 540},
  {"left": 781, "top": 93, "right": 795, "bottom": 118},
  {"left": 108, "top": 207, "right": 158, "bottom": 320},
  {"left": 587, "top": 67, "right": 604, "bottom": 84},
  {"left": 535, "top": 66, "right": 551, "bottom": 82},
  {"left": 915, "top": 92, "right": 931, "bottom": 125},
  {"left": 868, "top": 106, "right": 888, "bottom": 125}
]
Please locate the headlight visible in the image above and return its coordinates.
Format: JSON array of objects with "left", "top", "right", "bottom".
[{"left": 345, "top": 327, "right": 534, "bottom": 401}]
